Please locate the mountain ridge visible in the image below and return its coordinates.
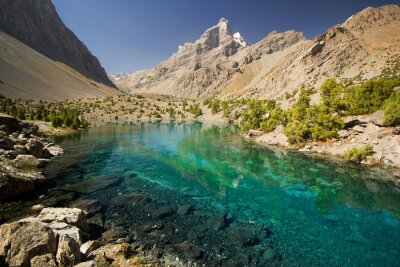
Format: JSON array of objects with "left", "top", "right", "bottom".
[
  {"left": 0, "top": 0, "right": 115, "bottom": 88},
  {"left": 113, "top": 4, "right": 400, "bottom": 103}
]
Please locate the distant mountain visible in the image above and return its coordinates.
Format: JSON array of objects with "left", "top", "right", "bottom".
[
  {"left": 0, "top": 0, "right": 115, "bottom": 89},
  {"left": 113, "top": 4, "right": 400, "bottom": 103}
]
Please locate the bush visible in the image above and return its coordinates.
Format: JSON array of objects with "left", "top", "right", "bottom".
[
  {"left": 383, "top": 91, "right": 400, "bottom": 126},
  {"left": 343, "top": 145, "right": 374, "bottom": 163},
  {"left": 284, "top": 121, "right": 309, "bottom": 144},
  {"left": 189, "top": 104, "right": 203, "bottom": 118}
]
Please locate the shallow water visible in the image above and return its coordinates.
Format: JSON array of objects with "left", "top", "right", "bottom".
[{"left": 54, "top": 123, "right": 400, "bottom": 266}]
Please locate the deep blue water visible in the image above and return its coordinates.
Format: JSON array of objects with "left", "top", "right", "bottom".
[{"left": 55, "top": 123, "right": 400, "bottom": 266}]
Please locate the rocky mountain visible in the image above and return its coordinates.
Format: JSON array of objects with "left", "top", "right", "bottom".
[
  {"left": 0, "top": 31, "right": 121, "bottom": 100},
  {"left": 0, "top": 0, "right": 115, "bottom": 89},
  {"left": 113, "top": 4, "right": 400, "bottom": 103}
]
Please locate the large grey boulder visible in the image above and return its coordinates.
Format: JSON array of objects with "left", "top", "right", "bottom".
[
  {"left": 370, "top": 110, "right": 385, "bottom": 127},
  {"left": 0, "top": 113, "right": 21, "bottom": 134}
]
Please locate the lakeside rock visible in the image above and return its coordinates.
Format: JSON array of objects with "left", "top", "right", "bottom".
[
  {"left": 0, "top": 208, "right": 88, "bottom": 267},
  {"left": 0, "top": 114, "right": 64, "bottom": 200}
]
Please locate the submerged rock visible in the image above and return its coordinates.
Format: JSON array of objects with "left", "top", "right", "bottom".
[
  {"left": 179, "top": 241, "right": 203, "bottom": 259},
  {"left": 151, "top": 206, "right": 175, "bottom": 219},
  {"left": 61, "top": 174, "right": 122, "bottom": 194},
  {"left": 69, "top": 199, "right": 102, "bottom": 217},
  {"left": 207, "top": 213, "right": 229, "bottom": 231},
  {"left": 225, "top": 226, "right": 260, "bottom": 247}
]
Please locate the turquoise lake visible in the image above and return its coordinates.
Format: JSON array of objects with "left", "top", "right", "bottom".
[{"left": 54, "top": 123, "right": 400, "bottom": 266}]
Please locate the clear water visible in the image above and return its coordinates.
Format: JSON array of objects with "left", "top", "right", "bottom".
[{"left": 54, "top": 123, "right": 400, "bottom": 266}]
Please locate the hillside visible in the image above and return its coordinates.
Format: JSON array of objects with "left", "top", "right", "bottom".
[
  {"left": 0, "top": 31, "right": 120, "bottom": 100},
  {"left": 0, "top": 0, "right": 115, "bottom": 88},
  {"left": 113, "top": 5, "right": 400, "bottom": 103}
]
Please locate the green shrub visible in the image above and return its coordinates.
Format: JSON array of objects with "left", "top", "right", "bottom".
[
  {"left": 343, "top": 145, "right": 374, "bottom": 163},
  {"left": 383, "top": 91, "right": 400, "bottom": 126},
  {"left": 189, "top": 104, "right": 203, "bottom": 118},
  {"left": 284, "top": 121, "right": 309, "bottom": 144}
]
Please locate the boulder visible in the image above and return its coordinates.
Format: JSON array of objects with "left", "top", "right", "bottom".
[
  {"left": 101, "top": 226, "right": 127, "bottom": 241},
  {"left": 370, "top": 110, "right": 385, "bottom": 127},
  {"left": 0, "top": 136, "right": 14, "bottom": 150},
  {"left": 151, "top": 206, "right": 175, "bottom": 219},
  {"left": 247, "top": 129, "right": 263, "bottom": 138},
  {"left": 225, "top": 227, "right": 260, "bottom": 247},
  {"left": 393, "top": 127, "right": 400, "bottom": 135},
  {"left": 56, "top": 234, "right": 82, "bottom": 267},
  {"left": 80, "top": 240, "right": 103, "bottom": 258},
  {"left": 25, "top": 139, "right": 44, "bottom": 158},
  {"left": 44, "top": 145, "right": 64, "bottom": 157},
  {"left": 0, "top": 218, "right": 57, "bottom": 267},
  {"left": 177, "top": 204, "right": 195, "bottom": 216},
  {"left": 31, "top": 253, "right": 57, "bottom": 267},
  {"left": 69, "top": 199, "right": 102, "bottom": 217},
  {"left": 178, "top": 241, "right": 203, "bottom": 259},
  {"left": 337, "top": 130, "right": 351, "bottom": 138},
  {"left": 0, "top": 113, "right": 21, "bottom": 134},
  {"left": 207, "top": 213, "right": 229, "bottom": 231},
  {"left": 13, "top": 144, "right": 27, "bottom": 156},
  {"left": 61, "top": 174, "right": 122, "bottom": 194},
  {"left": 0, "top": 171, "right": 36, "bottom": 200},
  {"left": 14, "top": 154, "right": 40, "bottom": 169},
  {"left": 352, "top": 125, "right": 365, "bottom": 133},
  {"left": 38, "top": 207, "right": 89, "bottom": 232}
]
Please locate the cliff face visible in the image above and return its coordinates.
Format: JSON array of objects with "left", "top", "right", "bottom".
[{"left": 0, "top": 0, "right": 115, "bottom": 88}]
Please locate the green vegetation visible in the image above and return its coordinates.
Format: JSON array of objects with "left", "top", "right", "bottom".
[
  {"left": 189, "top": 103, "right": 203, "bottom": 118},
  {"left": 0, "top": 97, "right": 89, "bottom": 130},
  {"left": 205, "top": 77, "right": 399, "bottom": 145},
  {"left": 343, "top": 145, "right": 374, "bottom": 163}
]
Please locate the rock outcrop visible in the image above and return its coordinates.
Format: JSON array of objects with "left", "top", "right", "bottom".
[
  {"left": 0, "top": 0, "right": 115, "bottom": 88},
  {"left": 0, "top": 113, "right": 64, "bottom": 200}
]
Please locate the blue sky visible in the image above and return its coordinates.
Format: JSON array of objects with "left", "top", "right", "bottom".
[{"left": 52, "top": 0, "right": 399, "bottom": 74}]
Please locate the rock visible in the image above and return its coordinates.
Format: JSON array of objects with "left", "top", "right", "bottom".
[
  {"left": 61, "top": 174, "right": 122, "bottom": 194},
  {"left": 0, "top": 218, "right": 57, "bottom": 267},
  {"left": 151, "top": 206, "right": 175, "bottom": 219},
  {"left": 56, "top": 234, "right": 82, "bottom": 267},
  {"left": 25, "top": 139, "right": 44, "bottom": 158},
  {"left": 140, "top": 222, "right": 164, "bottom": 233},
  {"left": 353, "top": 125, "right": 365, "bottom": 133},
  {"left": 101, "top": 226, "right": 127, "bottom": 241},
  {"left": 44, "top": 145, "right": 64, "bottom": 157},
  {"left": 31, "top": 253, "right": 57, "bottom": 267},
  {"left": 13, "top": 144, "right": 27, "bottom": 155},
  {"left": 310, "top": 40, "right": 325, "bottom": 55},
  {"left": 177, "top": 204, "right": 195, "bottom": 216},
  {"left": 344, "top": 118, "right": 366, "bottom": 129},
  {"left": 0, "top": 136, "right": 14, "bottom": 150},
  {"left": 0, "top": 171, "right": 36, "bottom": 200},
  {"left": 338, "top": 129, "right": 351, "bottom": 138},
  {"left": 0, "top": 113, "right": 21, "bottom": 134},
  {"left": 179, "top": 241, "right": 203, "bottom": 259},
  {"left": 393, "top": 127, "right": 400, "bottom": 135},
  {"left": 80, "top": 240, "right": 103, "bottom": 258},
  {"left": 38, "top": 207, "right": 89, "bottom": 232},
  {"left": 14, "top": 154, "right": 40, "bottom": 169},
  {"left": 247, "top": 129, "right": 263, "bottom": 138},
  {"left": 370, "top": 110, "right": 385, "bottom": 126},
  {"left": 69, "top": 199, "right": 102, "bottom": 217},
  {"left": 225, "top": 227, "right": 260, "bottom": 246},
  {"left": 207, "top": 213, "right": 229, "bottom": 231}
]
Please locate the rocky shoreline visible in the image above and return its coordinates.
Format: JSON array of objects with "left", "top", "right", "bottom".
[
  {"left": 0, "top": 114, "right": 282, "bottom": 266},
  {"left": 246, "top": 112, "right": 400, "bottom": 173}
]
